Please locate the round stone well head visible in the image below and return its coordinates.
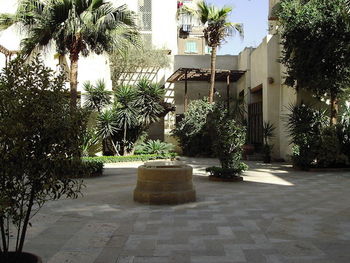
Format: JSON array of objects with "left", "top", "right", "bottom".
[{"left": 133, "top": 161, "right": 196, "bottom": 205}]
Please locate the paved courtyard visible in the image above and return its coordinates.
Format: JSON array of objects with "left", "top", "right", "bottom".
[{"left": 23, "top": 158, "right": 350, "bottom": 263}]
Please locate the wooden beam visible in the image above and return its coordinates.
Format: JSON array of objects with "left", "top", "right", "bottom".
[
  {"left": 184, "top": 70, "right": 188, "bottom": 112},
  {"left": 226, "top": 74, "right": 230, "bottom": 109}
]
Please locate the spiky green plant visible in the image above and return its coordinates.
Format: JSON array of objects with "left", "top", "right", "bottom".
[
  {"left": 135, "top": 79, "right": 165, "bottom": 126},
  {"left": 83, "top": 79, "right": 112, "bottom": 112},
  {"left": 136, "top": 140, "right": 174, "bottom": 155}
]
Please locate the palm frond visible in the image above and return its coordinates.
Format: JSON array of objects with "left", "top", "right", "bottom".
[
  {"left": 83, "top": 79, "right": 112, "bottom": 112},
  {"left": 97, "top": 109, "right": 119, "bottom": 139},
  {"left": 0, "top": 13, "right": 15, "bottom": 30}
]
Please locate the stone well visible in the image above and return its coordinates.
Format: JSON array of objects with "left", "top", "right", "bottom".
[{"left": 133, "top": 161, "right": 196, "bottom": 205}]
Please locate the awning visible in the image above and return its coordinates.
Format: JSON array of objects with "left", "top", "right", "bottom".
[{"left": 167, "top": 67, "right": 246, "bottom": 83}]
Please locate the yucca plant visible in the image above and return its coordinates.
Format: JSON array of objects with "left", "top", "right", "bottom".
[
  {"left": 114, "top": 85, "right": 139, "bottom": 155},
  {"left": 83, "top": 80, "right": 112, "bottom": 113},
  {"left": 135, "top": 79, "right": 165, "bottom": 126},
  {"left": 262, "top": 121, "right": 276, "bottom": 163},
  {"left": 136, "top": 140, "right": 174, "bottom": 155},
  {"left": 81, "top": 128, "right": 101, "bottom": 157},
  {"left": 97, "top": 109, "right": 119, "bottom": 155}
]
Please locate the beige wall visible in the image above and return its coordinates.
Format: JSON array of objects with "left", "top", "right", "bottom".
[
  {"left": 236, "top": 34, "right": 299, "bottom": 161},
  {"left": 174, "top": 81, "right": 237, "bottom": 114},
  {"left": 174, "top": 55, "right": 238, "bottom": 70},
  {"left": 178, "top": 37, "right": 206, "bottom": 55}
]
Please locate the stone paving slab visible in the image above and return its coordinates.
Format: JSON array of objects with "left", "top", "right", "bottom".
[{"left": 21, "top": 158, "right": 350, "bottom": 263}]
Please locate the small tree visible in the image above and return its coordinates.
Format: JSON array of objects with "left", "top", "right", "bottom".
[
  {"left": 277, "top": 0, "right": 350, "bottom": 125},
  {"left": 110, "top": 43, "right": 170, "bottom": 86},
  {"left": 180, "top": 1, "right": 243, "bottom": 103},
  {"left": 212, "top": 105, "right": 246, "bottom": 168},
  {"left": 172, "top": 99, "right": 215, "bottom": 156},
  {"left": 0, "top": 0, "right": 139, "bottom": 108},
  {"left": 0, "top": 56, "right": 86, "bottom": 257}
]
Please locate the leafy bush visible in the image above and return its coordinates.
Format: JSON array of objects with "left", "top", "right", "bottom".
[
  {"left": 135, "top": 140, "right": 174, "bottom": 155},
  {"left": 172, "top": 99, "right": 214, "bottom": 156},
  {"left": 82, "top": 153, "right": 177, "bottom": 163},
  {"left": 79, "top": 161, "right": 104, "bottom": 177},
  {"left": 210, "top": 104, "right": 247, "bottom": 171},
  {"left": 0, "top": 56, "right": 86, "bottom": 254},
  {"left": 286, "top": 103, "right": 350, "bottom": 169},
  {"left": 286, "top": 103, "right": 328, "bottom": 169},
  {"left": 206, "top": 163, "right": 248, "bottom": 179},
  {"left": 315, "top": 126, "right": 348, "bottom": 167}
]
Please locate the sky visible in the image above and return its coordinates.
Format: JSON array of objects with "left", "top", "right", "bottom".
[{"left": 206, "top": 0, "right": 269, "bottom": 55}]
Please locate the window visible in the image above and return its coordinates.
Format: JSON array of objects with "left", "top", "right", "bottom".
[
  {"left": 185, "top": 41, "right": 197, "bottom": 53},
  {"left": 138, "top": 0, "right": 152, "bottom": 31},
  {"left": 205, "top": 46, "right": 212, "bottom": 54}
]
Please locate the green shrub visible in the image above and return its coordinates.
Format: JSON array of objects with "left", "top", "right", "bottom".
[
  {"left": 82, "top": 153, "right": 176, "bottom": 163},
  {"left": 315, "top": 126, "right": 347, "bottom": 167},
  {"left": 172, "top": 99, "right": 214, "bottom": 156},
  {"left": 135, "top": 140, "right": 174, "bottom": 155},
  {"left": 206, "top": 163, "right": 248, "bottom": 179},
  {"left": 211, "top": 105, "right": 247, "bottom": 170},
  {"left": 204, "top": 103, "right": 248, "bottom": 178},
  {"left": 78, "top": 161, "right": 104, "bottom": 177},
  {"left": 286, "top": 103, "right": 328, "bottom": 169}
]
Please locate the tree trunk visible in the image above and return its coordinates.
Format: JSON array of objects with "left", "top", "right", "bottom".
[
  {"left": 69, "top": 56, "right": 79, "bottom": 109},
  {"left": 69, "top": 37, "right": 81, "bottom": 109},
  {"left": 18, "top": 188, "right": 35, "bottom": 252},
  {"left": 209, "top": 46, "right": 217, "bottom": 104},
  {"left": 330, "top": 92, "right": 339, "bottom": 126}
]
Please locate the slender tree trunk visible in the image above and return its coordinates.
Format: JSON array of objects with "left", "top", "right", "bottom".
[
  {"left": 330, "top": 92, "right": 339, "bottom": 126},
  {"left": 123, "top": 121, "right": 127, "bottom": 156},
  {"left": 209, "top": 46, "right": 217, "bottom": 104},
  {"left": 69, "top": 37, "right": 81, "bottom": 109},
  {"left": 69, "top": 56, "right": 79, "bottom": 109},
  {"left": 0, "top": 217, "right": 8, "bottom": 252},
  {"left": 18, "top": 189, "right": 35, "bottom": 252}
]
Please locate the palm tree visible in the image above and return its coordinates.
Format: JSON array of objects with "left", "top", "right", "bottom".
[
  {"left": 0, "top": 0, "right": 138, "bottom": 108},
  {"left": 181, "top": 1, "right": 243, "bottom": 103}
]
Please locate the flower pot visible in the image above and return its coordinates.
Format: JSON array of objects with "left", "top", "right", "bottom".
[
  {"left": 209, "top": 175, "right": 243, "bottom": 182},
  {"left": 206, "top": 167, "right": 245, "bottom": 182},
  {"left": 242, "top": 144, "right": 255, "bottom": 160},
  {"left": 0, "top": 252, "right": 42, "bottom": 263},
  {"left": 263, "top": 155, "right": 271, "bottom": 163}
]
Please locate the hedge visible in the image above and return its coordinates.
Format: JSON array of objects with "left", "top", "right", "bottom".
[{"left": 82, "top": 153, "right": 177, "bottom": 164}]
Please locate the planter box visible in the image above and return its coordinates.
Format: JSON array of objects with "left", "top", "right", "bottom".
[
  {"left": 209, "top": 176, "right": 243, "bottom": 182},
  {"left": 0, "top": 252, "right": 42, "bottom": 263}
]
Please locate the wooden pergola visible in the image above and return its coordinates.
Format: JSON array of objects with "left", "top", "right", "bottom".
[
  {"left": 0, "top": 44, "right": 18, "bottom": 67},
  {"left": 167, "top": 67, "right": 245, "bottom": 111}
]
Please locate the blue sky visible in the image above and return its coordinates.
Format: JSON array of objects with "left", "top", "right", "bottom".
[{"left": 206, "top": 0, "right": 269, "bottom": 55}]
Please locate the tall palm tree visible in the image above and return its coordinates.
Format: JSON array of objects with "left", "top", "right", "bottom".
[
  {"left": 0, "top": 0, "right": 138, "bottom": 108},
  {"left": 181, "top": 1, "right": 243, "bottom": 103}
]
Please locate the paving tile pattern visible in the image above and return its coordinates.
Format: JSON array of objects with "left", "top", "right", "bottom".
[{"left": 20, "top": 159, "right": 350, "bottom": 263}]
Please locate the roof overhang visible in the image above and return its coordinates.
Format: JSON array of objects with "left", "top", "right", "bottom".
[{"left": 167, "top": 67, "right": 246, "bottom": 83}]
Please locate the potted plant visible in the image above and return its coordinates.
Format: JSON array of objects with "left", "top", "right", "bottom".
[
  {"left": 0, "top": 56, "right": 86, "bottom": 262},
  {"left": 206, "top": 104, "right": 248, "bottom": 181},
  {"left": 262, "top": 121, "right": 276, "bottom": 163}
]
